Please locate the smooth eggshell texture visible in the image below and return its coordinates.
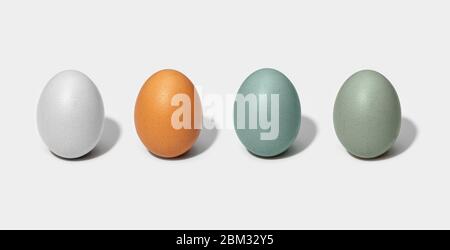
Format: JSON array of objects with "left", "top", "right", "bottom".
[
  {"left": 233, "top": 68, "right": 301, "bottom": 157},
  {"left": 333, "top": 70, "right": 401, "bottom": 158},
  {"left": 134, "top": 69, "right": 202, "bottom": 158},
  {"left": 37, "top": 70, "right": 105, "bottom": 159}
]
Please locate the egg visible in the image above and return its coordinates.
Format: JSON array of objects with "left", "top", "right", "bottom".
[
  {"left": 333, "top": 70, "right": 401, "bottom": 158},
  {"left": 234, "top": 68, "right": 301, "bottom": 157},
  {"left": 37, "top": 70, "right": 105, "bottom": 159},
  {"left": 134, "top": 69, "right": 202, "bottom": 158}
]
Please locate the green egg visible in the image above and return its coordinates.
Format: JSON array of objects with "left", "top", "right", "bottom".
[
  {"left": 234, "top": 68, "right": 301, "bottom": 157},
  {"left": 333, "top": 70, "right": 401, "bottom": 159}
]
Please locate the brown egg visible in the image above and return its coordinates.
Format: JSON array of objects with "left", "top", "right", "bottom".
[{"left": 135, "top": 69, "right": 202, "bottom": 158}]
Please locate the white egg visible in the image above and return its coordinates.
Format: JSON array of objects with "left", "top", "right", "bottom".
[{"left": 37, "top": 70, "right": 104, "bottom": 159}]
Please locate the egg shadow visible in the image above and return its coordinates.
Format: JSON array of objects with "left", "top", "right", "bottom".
[
  {"left": 250, "top": 115, "right": 318, "bottom": 160},
  {"left": 150, "top": 118, "right": 219, "bottom": 160},
  {"left": 53, "top": 117, "right": 121, "bottom": 161},
  {"left": 350, "top": 117, "right": 418, "bottom": 161}
]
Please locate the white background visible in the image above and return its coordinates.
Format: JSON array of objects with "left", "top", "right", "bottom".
[{"left": 0, "top": 0, "right": 448, "bottom": 229}]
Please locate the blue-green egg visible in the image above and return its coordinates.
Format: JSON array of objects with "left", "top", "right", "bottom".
[
  {"left": 233, "top": 68, "right": 301, "bottom": 157},
  {"left": 333, "top": 70, "right": 401, "bottom": 159}
]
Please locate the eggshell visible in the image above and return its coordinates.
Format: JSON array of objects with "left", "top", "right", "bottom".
[
  {"left": 37, "top": 70, "right": 105, "bottom": 159},
  {"left": 333, "top": 70, "right": 401, "bottom": 158},
  {"left": 233, "top": 68, "right": 301, "bottom": 157},
  {"left": 134, "top": 69, "right": 202, "bottom": 158}
]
